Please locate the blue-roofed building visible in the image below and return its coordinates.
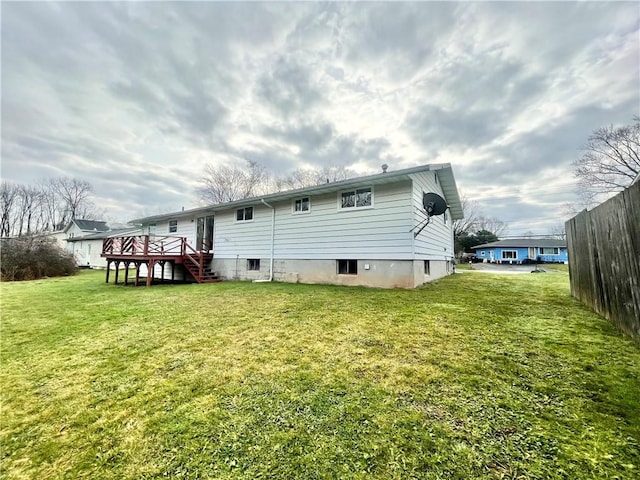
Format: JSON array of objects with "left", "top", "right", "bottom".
[{"left": 473, "top": 239, "right": 568, "bottom": 264}]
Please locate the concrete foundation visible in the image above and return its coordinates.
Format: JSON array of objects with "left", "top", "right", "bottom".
[{"left": 212, "top": 258, "right": 452, "bottom": 288}]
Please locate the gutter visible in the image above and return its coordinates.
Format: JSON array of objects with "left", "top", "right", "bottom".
[{"left": 254, "top": 199, "right": 275, "bottom": 282}]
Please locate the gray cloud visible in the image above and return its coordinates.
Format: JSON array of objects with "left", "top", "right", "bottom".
[
  {"left": 255, "top": 55, "right": 326, "bottom": 117},
  {"left": 1, "top": 2, "right": 638, "bottom": 234}
]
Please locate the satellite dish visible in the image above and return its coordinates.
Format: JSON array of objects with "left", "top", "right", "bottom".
[
  {"left": 410, "top": 192, "right": 449, "bottom": 237},
  {"left": 422, "top": 192, "right": 448, "bottom": 216}
]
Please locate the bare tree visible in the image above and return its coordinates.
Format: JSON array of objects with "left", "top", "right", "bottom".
[
  {"left": 15, "top": 185, "right": 44, "bottom": 235},
  {"left": 52, "top": 177, "right": 93, "bottom": 221},
  {"left": 475, "top": 216, "right": 507, "bottom": 237},
  {"left": 282, "top": 165, "right": 351, "bottom": 190},
  {"left": 0, "top": 182, "right": 19, "bottom": 237},
  {"left": 198, "top": 160, "right": 269, "bottom": 204},
  {"left": 548, "top": 224, "right": 566, "bottom": 240},
  {"left": 453, "top": 193, "right": 481, "bottom": 240},
  {"left": 0, "top": 177, "right": 101, "bottom": 236},
  {"left": 574, "top": 117, "right": 640, "bottom": 199}
]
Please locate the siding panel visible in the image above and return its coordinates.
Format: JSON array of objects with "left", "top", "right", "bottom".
[
  {"left": 410, "top": 171, "right": 455, "bottom": 260},
  {"left": 214, "top": 181, "right": 414, "bottom": 260}
]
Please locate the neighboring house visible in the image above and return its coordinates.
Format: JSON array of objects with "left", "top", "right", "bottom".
[
  {"left": 107, "top": 163, "right": 464, "bottom": 288},
  {"left": 473, "top": 239, "right": 568, "bottom": 264},
  {"left": 62, "top": 219, "right": 109, "bottom": 267},
  {"left": 64, "top": 219, "right": 109, "bottom": 239},
  {"left": 67, "top": 227, "right": 142, "bottom": 268}
]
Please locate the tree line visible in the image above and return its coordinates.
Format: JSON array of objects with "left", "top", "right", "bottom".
[
  {"left": 0, "top": 177, "right": 102, "bottom": 238},
  {"left": 197, "top": 161, "right": 352, "bottom": 205}
]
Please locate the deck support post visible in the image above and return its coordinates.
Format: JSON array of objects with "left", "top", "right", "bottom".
[
  {"left": 124, "top": 261, "right": 130, "bottom": 285},
  {"left": 135, "top": 262, "right": 140, "bottom": 287},
  {"left": 146, "top": 259, "right": 155, "bottom": 287},
  {"left": 171, "top": 261, "right": 175, "bottom": 282},
  {"left": 106, "top": 260, "right": 111, "bottom": 283},
  {"left": 114, "top": 261, "right": 120, "bottom": 285},
  {"left": 160, "top": 261, "right": 165, "bottom": 284}
]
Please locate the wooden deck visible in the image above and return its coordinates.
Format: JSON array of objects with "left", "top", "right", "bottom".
[{"left": 101, "top": 235, "right": 220, "bottom": 286}]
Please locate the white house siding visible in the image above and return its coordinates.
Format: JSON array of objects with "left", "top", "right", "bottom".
[
  {"left": 154, "top": 217, "right": 196, "bottom": 246},
  {"left": 409, "top": 171, "right": 456, "bottom": 285},
  {"left": 214, "top": 181, "right": 414, "bottom": 261},
  {"left": 213, "top": 204, "right": 274, "bottom": 259},
  {"left": 211, "top": 181, "right": 416, "bottom": 286},
  {"left": 276, "top": 181, "right": 414, "bottom": 260},
  {"left": 410, "top": 171, "right": 455, "bottom": 261},
  {"left": 69, "top": 239, "right": 107, "bottom": 268}
]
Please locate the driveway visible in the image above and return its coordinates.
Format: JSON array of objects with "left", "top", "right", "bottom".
[{"left": 458, "top": 263, "right": 550, "bottom": 275}]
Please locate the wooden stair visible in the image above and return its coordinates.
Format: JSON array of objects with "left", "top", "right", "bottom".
[{"left": 182, "top": 252, "right": 221, "bottom": 284}]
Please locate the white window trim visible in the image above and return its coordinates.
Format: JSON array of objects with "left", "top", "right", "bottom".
[
  {"left": 235, "top": 207, "right": 254, "bottom": 223},
  {"left": 292, "top": 196, "right": 311, "bottom": 215},
  {"left": 501, "top": 250, "right": 518, "bottom": 260},
  {"left": 337, "top": 186, "right": 374, "bottom": 211},
  {"left": 539, "top": 247, "right": 559, "bottom": 255},
  {"left": 168, "top": 219, "right": 178, "bottom": 233}
]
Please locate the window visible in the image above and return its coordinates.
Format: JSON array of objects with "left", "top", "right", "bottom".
[
  {"left": 443, "top": 211, "right": 448, "bottom": 225},
  {"left": 236, "top": 207, "right": 253, "bottom": 222},
  {"left": 247, "top": 259, "right": 260, "bottom": 271},
  {"left": 340, "top": 187, "right": 372, "bottom": 209},
  {"left": 539, "top": 247, "right": 559, "bottom": 255},
  {"left": 424, "top": 260, "right": 430, "bottom": 275},
  {"left": 293, "top": 197, "right": 310, "bottom": 214},
  {"left": 169, "top": 220, "right": 177, "bottom": 233},
  {"left": 337, "top": 259, "right": 357, "bottom": 275},
  {"left": 502, "top": 250, "right": 517, "bottom": 260}
]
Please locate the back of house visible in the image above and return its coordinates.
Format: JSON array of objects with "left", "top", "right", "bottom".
[{"left": 121, "top": 163, "right": 463, "bottom": 288}]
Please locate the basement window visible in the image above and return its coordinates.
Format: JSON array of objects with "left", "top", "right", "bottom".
[
  {"left": 236, "top": 207, "right": 253, "bottom": 222},
  {"left": 337, "top": 259, "right": 358, "bottom": 275},
  {"left": 424, "top": 260, "right": 430, "bottom": 275},
  {"left": 169, "top": 220, "right": 178, "bottom": 233},
  {"left": 247, "top": 259, "right": 260, "bottom": 271}
]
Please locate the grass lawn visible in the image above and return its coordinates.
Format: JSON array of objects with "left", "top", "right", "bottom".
[{"left": 1, "top": 270, "right": 638, "bottom": 479}]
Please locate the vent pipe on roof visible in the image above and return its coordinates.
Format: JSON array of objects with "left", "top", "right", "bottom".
[{"left": 381, "top": 163, "right": 388, "bottom": 173}]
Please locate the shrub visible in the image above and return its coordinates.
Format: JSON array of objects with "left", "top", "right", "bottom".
[{"left": 1, "top": 235, "right": 77, "bottom": 281}]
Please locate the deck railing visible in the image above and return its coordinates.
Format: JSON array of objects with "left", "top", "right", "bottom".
[{"left": 102, "top": 235, "right": 187, "bottom": 256}]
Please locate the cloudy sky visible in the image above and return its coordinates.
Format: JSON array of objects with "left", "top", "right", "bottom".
[{"left": 2, "top": 2, "right": 638, "bottom": 234}]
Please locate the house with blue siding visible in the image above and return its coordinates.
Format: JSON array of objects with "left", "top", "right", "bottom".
[
  {"left": 473, "top": 239, "right": 568, "bottom": 264},
  {"left": 106, "top": 163, "right": 463, "bottom": 288}
]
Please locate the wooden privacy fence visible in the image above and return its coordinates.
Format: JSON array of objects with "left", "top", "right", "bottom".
[{"left": 565, "top": 181, "right": 640, "bottom": 341}]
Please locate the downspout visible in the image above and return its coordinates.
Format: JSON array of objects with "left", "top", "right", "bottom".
[{"left": 254, "top": 199, "right": 275, "bottom": 282}]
